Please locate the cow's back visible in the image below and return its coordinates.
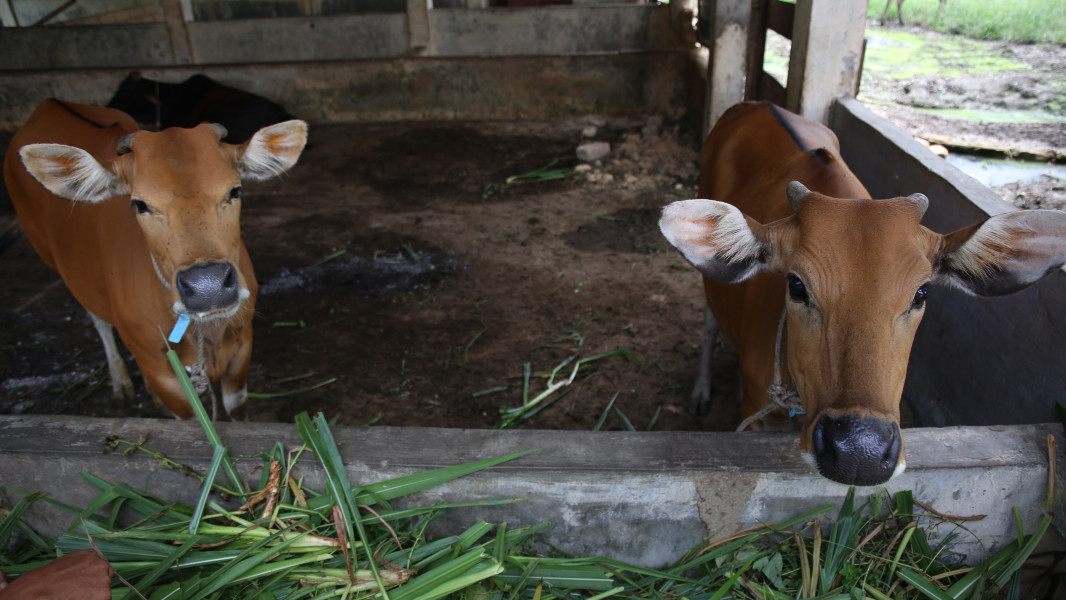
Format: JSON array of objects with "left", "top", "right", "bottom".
[
  {"left": 4, "top": 100, "right": 140, "bottom": 317},
  {"left": 695, "top": 102, "right": 868, "bottom": 422}
]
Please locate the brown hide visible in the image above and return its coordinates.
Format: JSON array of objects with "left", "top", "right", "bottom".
[
  {"left": 3, "top": 99, "right": 287, "bottom": 418},
  {"left": 699, "top": 102, "right": 872, "bottom": 427},
  {"left": 664, "top": 102, "right": 1066, "bottom": 486}
]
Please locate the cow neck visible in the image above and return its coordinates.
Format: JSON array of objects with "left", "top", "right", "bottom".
[{"left": 735, "top": 308, "right": 804, "bottom": 431}]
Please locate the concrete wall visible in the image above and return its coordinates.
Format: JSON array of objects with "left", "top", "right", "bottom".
[
  {"left": 0, "top": 5, "right": 697, "bottom": 129},
  {"left": 1, "top": 415, "right": 1062, "bottom": 568},
  {"left": 831, "top": 98, "right": 1066, "bottom": 427}
]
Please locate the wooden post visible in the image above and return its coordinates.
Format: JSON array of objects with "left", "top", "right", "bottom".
[
  {"left": 407, "top": 0, "right": 432, "bottom": 55},
  {"left": 785, "top": 0, "right": 868, "bottom": 124},
  {"left": 703, "top": 0, "right": 753, "bottom": 136},
  {"left": 161, "top": 0, "right": 194, "bottom": 64},
  {"left": 0, "top": 0, "right": 19, "bottom": 27}
]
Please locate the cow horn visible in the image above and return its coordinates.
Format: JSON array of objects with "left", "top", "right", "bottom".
[
  {"left": 116, "top": 133, "right": 136, "bottom": 156},
  {"left": 786, "top": 181, "right": 810, "bottom": 211},
  {"left": 209, "top": 123, "right": 228, "bottom": 141},
  {"left": 906, "top": 192, "right": 929, "bottom": 216}
]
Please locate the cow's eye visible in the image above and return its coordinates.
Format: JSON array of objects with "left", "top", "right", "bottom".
[
  {"left": 228, "top": 186, "right": 242, "bottom": 203},
  {"left": 911, "top": 283, "right": 929, "bottom": 310},
  {"left": 786, "top": 273, "right": 809, "bottom": 304},
  {"left": 131, "top": 199, "right": 151, "bottom": 215}
]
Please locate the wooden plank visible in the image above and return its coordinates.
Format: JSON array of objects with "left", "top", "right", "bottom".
[
  {"left": 161, "top": 0, "right": 193, "bottom": 64},
  {"left": 766, "top": 0, "right": 793, "bottom": 39},
  {"left": 744, "top": 0, "right": 767, "bottom": 101},
  {"left": 785, "top": 0, "right": 867, "bottom": 123},
  {"left": 925, "top": 134, "right": 1065, "bottom": 163},
  {"left": 705, "top": 0, "right": 752, "bottom": 133},
  {"left": 407, "top": 0, "right": 432, "bottom": 55},
  {"left": 758, "top": 70, "right": 786, "bottom": 106}
]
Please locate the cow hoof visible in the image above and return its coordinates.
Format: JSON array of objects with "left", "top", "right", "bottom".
[
  {"left": 113, "top": 378, "right": 135, "bottom": 401},
  {"left": 689, "top": 391, "right": 710, "bottom": 415}
]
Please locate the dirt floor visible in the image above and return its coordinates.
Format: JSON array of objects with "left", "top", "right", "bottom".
[
  {"left": 2, "top": 24, "right": 1064, "bottom": 431},
  {"left": 0, "top": 117, "right": 743, "bottom": 431}
]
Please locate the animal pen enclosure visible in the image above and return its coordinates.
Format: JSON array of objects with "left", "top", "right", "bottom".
[{"left": 1, "top": 0, "right": 1065, "bottom": 568}]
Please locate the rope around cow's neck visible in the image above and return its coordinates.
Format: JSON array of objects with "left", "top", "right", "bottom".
[
  {"left": 735, "top": 309, "right": 804, "bottom": 432},
  {"left": 168, "top": 312, "right": 218, "bottom": 420},
  {"left": 195, "top": 321, "right": 220, "bottom": 420}
]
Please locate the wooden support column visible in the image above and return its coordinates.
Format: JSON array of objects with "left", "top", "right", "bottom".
[
  {"left": 785, "top": 0, "right": 867, "bottom": 124},
  {"left": 0, "top": 0, "right": 19, "bottom": 27},
  {"left": 161, "top": 0, "right": 194, "bottom": 64},
  {"left": 703, "top": 0, "right": 752, "bottom": 136},
  {"left": 406, "top": 0, "right": 432, "bottom": 55}
]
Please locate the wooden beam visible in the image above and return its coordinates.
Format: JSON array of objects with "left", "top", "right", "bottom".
[
  {"left": 161, "top": 0, "right": 194, "bottom": 64},
  {"left": 406, "top": 0, "right": 432, "bottom": 55},
  {"left": 765, "top": 0, "right": 793, "bottom": 38},
  {"left": 705, "top": 0, "right": 752, "bottom": 134},
  {"left": 785, "top": 0, "right": 868, "bottom": 123}
]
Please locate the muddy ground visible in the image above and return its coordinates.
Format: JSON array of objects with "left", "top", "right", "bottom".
[
  {"left": 2, "top": 24, "right": 1064, "bottom": 431},
  {"left": 857, "top": 25, "right": 1066, "bottom": 209},
  {"left": 0, "top": 117, "right": 736, "bottom": 431}
]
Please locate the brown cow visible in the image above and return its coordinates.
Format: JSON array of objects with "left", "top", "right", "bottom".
[
  {"left": 4, "top": 99, "right": 307, "bottom": 418},
  {"left": 660, "top": 101, "right": 1066, "bottom": 486}
]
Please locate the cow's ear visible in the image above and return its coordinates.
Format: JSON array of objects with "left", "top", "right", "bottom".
[
  {"left": 934, "top": 209, "right": 1066, "bottom": 296},
  {"left": 237, "top": 120, "right": 308, "bottom": 181},
  {"left": 18, "top": 143, "right": 126, "bottom": 203},
  {"left": 659, "top": 199, "right": 774, "bottom": 283}
]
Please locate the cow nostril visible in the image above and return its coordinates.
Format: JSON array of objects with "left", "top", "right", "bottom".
[
  {"left": 176, "top": 262, "right": 241, "bottom": 312},
  {"left": 222, "top": 264, "right": 238, "bottom": 291},
  {"left": 812, "top": 414, "right": 901, "bottom": 486}
]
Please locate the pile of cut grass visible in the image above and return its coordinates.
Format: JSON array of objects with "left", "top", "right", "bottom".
[{"left": 0, "top": 347, "right": 1057, "bottom": 598}]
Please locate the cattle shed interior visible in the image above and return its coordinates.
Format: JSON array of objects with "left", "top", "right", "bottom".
[{"left": 2, "top": 0, "right": 1066, "bottom": 566}]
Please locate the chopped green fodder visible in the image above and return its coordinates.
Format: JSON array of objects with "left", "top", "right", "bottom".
[{"left": 0, "top": 353, "right": 1056, "bottom": 598}]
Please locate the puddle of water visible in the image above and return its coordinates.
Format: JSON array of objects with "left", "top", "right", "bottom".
[
  {"left": 916, "top": 106, "right": 1064, "bottom": 124},
  {"left": 945, "top": 153, "right": 1066, "bottom": 187}
]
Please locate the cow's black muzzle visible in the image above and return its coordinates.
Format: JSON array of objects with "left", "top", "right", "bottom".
[
  {"left": 177, "top": 261, "right": 240, "bottom": 313},
  {"left": 811, "top": 413, "right": 901, "bottom": 486}
]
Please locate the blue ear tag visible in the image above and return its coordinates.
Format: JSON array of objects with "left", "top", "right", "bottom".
[
  {"left": 789, "top": 408, "right": 805, "bottom": 418},
  {"left": 169, "top": 313, "right": 191, "bottom": 343}
]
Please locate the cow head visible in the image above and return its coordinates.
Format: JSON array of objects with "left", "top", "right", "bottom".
[
  {"left": 660, "top": 182, "right": 1066, "bottom": 486},
  {"left": 18, "top": 120, "right": 307, "bottom": 323}
]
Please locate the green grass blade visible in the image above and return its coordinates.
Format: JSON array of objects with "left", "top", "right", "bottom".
[
  {"left": 297, "top": 412, "right": 390, "bottom": 599},
  {"left": 592, "top": 392, "right": 619, "bottom": 431},
  {"left": 304, "top": 449, "right": 537, "bottom": 512},
  {"left": 991, "top": 513, "right": 1052, "bottom": 588},
  {"left": 189, "top": 445, "right": 226, "bottom": 535},
  {"left": 0, "top": 492, "right": 45, "bottom": 556},
  {"left": 897, "top": 566, "right": 954, "bottom": 600},
  {"left": 391, "top": 550, "right": 503, "bottom": 600},
  {"left": 165, "top": 348, "right": 246, "bottom": 498},
  {"left": 123, "top": 533, "right": 203, "bottom": 600}
]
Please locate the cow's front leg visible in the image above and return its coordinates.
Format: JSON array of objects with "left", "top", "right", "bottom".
[
  {"left": 689, "top": 309, "right": 719, "bottom": 415},
  {"left": 87, "top": 310, "right": 135, "bottom": 401},
  {"left": 220, "top": 331, "right": 253, "bottom": 421}
]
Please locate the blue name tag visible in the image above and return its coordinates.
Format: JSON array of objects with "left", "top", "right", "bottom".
[{"left": 168, "top": 313, "right": 191, "bottom": 343}]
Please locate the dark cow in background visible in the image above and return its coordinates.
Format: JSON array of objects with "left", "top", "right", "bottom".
[{"left": 107, "top": 72, "right": 295, "bottom": 144}]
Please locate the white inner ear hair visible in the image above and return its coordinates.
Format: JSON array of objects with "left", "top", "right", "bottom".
[
  {"left": 661, "top": 200, "right": 762, "bottom": 266},
  {"left": 240, "top": 123, "right": 304, "bottom": 181},
  {"left": 22, "top": 145, "right": 115, "bottom": 203},
  {"left": 944, "top": 219, "right": 1030, "bottom": 284},
  {"left": 704, "top": 203, "right": 762, "bottom": 263}
]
